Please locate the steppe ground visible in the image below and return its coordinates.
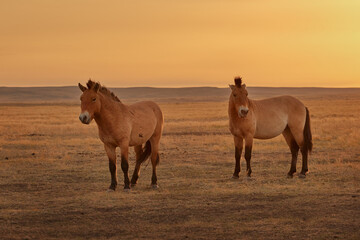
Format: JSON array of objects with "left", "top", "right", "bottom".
[{"left": 0, "top": 90, "right": 359, "bottom": 239}]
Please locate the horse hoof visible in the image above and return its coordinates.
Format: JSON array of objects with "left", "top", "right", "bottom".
[
  {"left": 299, "top": 173, "right": 306, "bottom": 178},
  {"left": 287, "top": 174, "right": 294, "bottom": 179},
  {"left": 246, "top": 176, "right": 254, "bottom": 181},
  {"left": 107, "top": 188, "right": 115, "bottom": 192},
  {"left": 123, "top": 188, "right": 131, "bottom": 193},
  {"left": 151, "top": 184, "right": 159, "bottom": 189},
  {"left": 131, "top": 183, "right": 137, "bottom": 188},
  {"left": 232, "top": 175, "right": 239, "bottom": 179}
]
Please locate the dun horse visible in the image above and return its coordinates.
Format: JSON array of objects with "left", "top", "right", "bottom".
[
  {"left": 78, "top": 80, "right": 164, "bottom": 191},
  {"left": 228, "top": 77, "right": 312, "bottom": 178}
]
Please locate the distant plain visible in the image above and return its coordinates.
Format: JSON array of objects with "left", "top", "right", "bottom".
[{"left": 0, "top": 86, "right": 359, "bottom": 239}]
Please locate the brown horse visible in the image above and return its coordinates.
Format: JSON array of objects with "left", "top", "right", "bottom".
[
  {"left": 228, "top": 77, "right": 312, "bottom": 178},
  {"left": 78, "top": 80, "right": 164, "bottom": 191}
]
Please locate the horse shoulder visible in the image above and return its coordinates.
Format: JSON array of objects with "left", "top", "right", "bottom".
[
  {"left": 229, "top": 115, "right": 256, "bottom": 138},
  {"left": 97, "top": 104, "right": 132, "bottom": 144},
  {"left": 98, "top": 128, "right": 118, "bottom": 146},
  {"left": 229, "top": 118, "right": 237, "bottom": 136}
]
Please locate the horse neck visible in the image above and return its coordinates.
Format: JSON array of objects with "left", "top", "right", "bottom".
[
  {"left": 94, "top": 94, "right": 127, "bottom": 126},
  {"left": 247, "top": 98, "right": 254, "bottom": 109}
]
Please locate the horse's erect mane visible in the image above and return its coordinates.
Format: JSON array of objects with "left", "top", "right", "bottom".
[
  {"left": 87, "top": 79, "right": 121, "bottom": 102},
  {"left": 234, "top": 77, "right": 242, "bottom": 87}
]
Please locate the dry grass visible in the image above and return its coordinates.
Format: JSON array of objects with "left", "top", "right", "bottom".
[{"left": 0, "top": 94, "right": 359, "bottom": 240}]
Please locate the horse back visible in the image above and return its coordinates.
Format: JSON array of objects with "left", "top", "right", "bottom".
[{"left": 129, "top": 101, "right": 163, "bottom": 124}]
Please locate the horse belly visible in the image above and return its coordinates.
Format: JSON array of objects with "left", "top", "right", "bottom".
[{"left": 254, "top": 120, "right": 287, "bottom": 139}]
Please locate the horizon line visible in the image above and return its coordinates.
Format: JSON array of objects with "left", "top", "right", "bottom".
[{"left": 0, "top": 85, "right": 360, "bottom": 89}]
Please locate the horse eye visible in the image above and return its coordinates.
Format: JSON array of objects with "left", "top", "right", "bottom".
[
  {"left": 92, "top": 98, "right": 96, "bottom": 102},
  {"left": 233, "top": 94, "right": 237, "bottom": 97}
]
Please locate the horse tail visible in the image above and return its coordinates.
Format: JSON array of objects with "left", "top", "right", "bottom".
[
  {"left": 303, "top": 107, "right": 313, "bottom": 154},
  {"left": 138, "top": 140, "right": 152, "bottom": 165}
]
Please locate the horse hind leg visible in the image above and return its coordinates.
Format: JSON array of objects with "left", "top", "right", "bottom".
[
  {"left": 149, "top": 114, "right": 163, "bottom": 189},
  {"left": 149, "top": 137, "right": 160, "bottom": 189},
  {"left": 282, "top": 126, "right": 299, "bottom": 178},
  {"left": 299, "top": 146, "right": 309, "bottom": 177},
  {"left": 130, "top": 145, "right": 143, "bottom": 187},
  {"left": 299, "top": 107, "right": 312, "bottom": 177},
  {"left": 151, "top": 152, "right": 160, "bottom": 189},
  {"left": 288, "top": 125, "right": 308, "bottom": 177}
]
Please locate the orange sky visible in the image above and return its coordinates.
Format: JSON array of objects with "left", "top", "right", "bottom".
[{"left": 1, "top": 0, "right": 359, "bottom": 87}]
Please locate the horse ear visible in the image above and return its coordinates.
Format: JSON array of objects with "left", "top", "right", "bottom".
[
  {"left": 242, "top": 84, "right": 248, "bottom": 95},
  {"left": 229, "top": 84, "right": 235, "bottom": 90},
  {"left": 78, "top": 83, "right": 87, "bottom": 92},
  {"left": 234, "top": 77, "right": 242, "bottom": 87},
  {"left": 93, "top": 82, "right": 100, "bottom": 93}
]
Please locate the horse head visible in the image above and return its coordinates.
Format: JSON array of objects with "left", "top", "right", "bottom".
[
  {"left": 229, "top": 77, "right": 249, "bottom": 118},
  {"left": 78, "top": 79, "right": 102, "bottom": 124}
]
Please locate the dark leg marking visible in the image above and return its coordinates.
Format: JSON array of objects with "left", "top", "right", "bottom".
[
  {"left": 233, "top": 146, "right": 242, "bottom": 178},
  {"left": 121, "top": 155, "right": 130, "bottom": 189},
  {"left": 300, "top": 147, "right": 309, "bottom": 175},
  {"left": 288, "top": 140, "right": 299, "bottom": 177},
  {"left": 131, "top": 164, "right": 140, "bottom": 186},
  {"left": 151, "top": 154, "right": 159, "bottom": 185},
  {"left": 108, "top": 160, "right": 117, "bottom": 190},
  {"left": 245, "top": 146, "right": 252, "bottom": 177},
  {"left": 151, "top": 170, "right": 157, "bottom": 185},
  {"left": 131, "top": 145, "right": 143, "bottom": 186}
]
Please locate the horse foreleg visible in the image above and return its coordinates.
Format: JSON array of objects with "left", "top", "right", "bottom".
[
  {"left": 120, "top": 145, "right": 130, "bottom": 190},
  {"left": 104, "top": 144, "right": 117, "bottom": 191},
  {"left": 244, "top": 137, "right": 253, "bottom": 177},
  {"left": 233, "top": 137, "right": 243, "bottom": 178}
]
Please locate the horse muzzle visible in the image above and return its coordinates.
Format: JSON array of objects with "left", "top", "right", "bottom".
[
  {"left": 238, "top": 106, "right": 249, "bottom": 118},
  {"left": 79, "top": 111, "right": 92, "bottom": 124}
]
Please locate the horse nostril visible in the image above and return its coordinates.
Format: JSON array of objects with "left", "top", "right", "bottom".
[
  {"left": 241, "top": 109, "right": 248, "bottom": 115},
  {"left": 79, "top": 115, "right": 87, "bottom": 123}
]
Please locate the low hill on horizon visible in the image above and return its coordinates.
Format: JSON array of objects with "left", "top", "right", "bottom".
[{"left": 0, "top": 86, "right": 359, "bottom": 104}]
